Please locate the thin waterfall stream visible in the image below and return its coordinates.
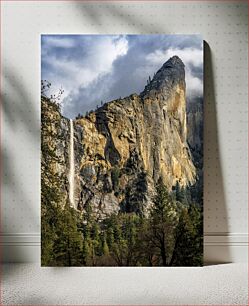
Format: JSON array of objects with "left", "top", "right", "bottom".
[{"left": 68, "top": 119, "right": 75, "bottom": 209}]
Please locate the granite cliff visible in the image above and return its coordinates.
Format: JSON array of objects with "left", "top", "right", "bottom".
[{"left": 42, "top": 55, "right": 198, "bottom": 219}]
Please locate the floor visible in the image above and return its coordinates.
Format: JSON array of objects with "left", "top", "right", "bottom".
[{"left": 2, "top": 263, "right": 248, "bottom": 305}]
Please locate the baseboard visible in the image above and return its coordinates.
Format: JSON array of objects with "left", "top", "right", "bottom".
[
  {"left": 1, "top": 233, "right": 41, "bottom": 263},
  {"left": 1, "top": 232, "right": 248, "bottom": 263},
  {"left": 204, "top": 232, "right": 248, "bottom": 263}
]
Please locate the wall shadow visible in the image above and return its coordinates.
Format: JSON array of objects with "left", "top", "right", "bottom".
[
  {"left": 75, "top": 2, "right": 167, "bottom": 34},
  {"left": 1, "top": 67, "right": 39, "bottom": 269},
  {"left": 203, "top": 41, "right": 230, "bottom": 264},
  {"left": 1, "top": 67, "right": 39, "bottom": 230}
]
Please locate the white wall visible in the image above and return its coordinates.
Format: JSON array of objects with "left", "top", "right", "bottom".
[{"left": 1, "top": 1, "right": 248, "bottom": 263}]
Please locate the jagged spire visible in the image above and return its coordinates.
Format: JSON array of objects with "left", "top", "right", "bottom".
[
  {"left": 141, "top": 55, "right": 185, "bottom": 98},
  {"left": 163, "top": 55, "right": 185, "bottom": 68}
]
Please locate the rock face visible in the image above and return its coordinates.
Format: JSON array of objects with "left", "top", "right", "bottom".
[
  {"left": 186, "top": 96, "right": 203, "bottom": 204},
  {"left": 41, "top": 98, "right": 71, "bottom": 207},
  {"left": 187, "top": 96, "right": 203, "bottom": 155},
  {"left": 42, "top": 56, "right": 198, "bottom": 218},
  {"left": 71, "top": 55, "right": 196, "bottom": 218}
]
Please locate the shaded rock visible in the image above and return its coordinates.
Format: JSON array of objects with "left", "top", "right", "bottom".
[
  {"left": 42, "top": 56, "right": 198, "bottom": 218},
  {"left": 73, "top": 56, "right": 196, "bottom": 217}
]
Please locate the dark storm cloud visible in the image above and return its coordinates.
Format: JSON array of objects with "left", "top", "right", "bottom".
[{"left": 41, "top": 35, "right": 203, "bottom": 118}]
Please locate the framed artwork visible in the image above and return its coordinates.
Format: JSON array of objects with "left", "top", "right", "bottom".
[{"left": 41, "top": 34, "right": 203, "bottom": 266}]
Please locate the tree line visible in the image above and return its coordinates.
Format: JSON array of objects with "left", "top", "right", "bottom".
[
  {"left": 42, "top": 168, "right": 203, "bottom": 267},
  {"left": 41, "top": 89, "right": 203, "bottom": 267}
]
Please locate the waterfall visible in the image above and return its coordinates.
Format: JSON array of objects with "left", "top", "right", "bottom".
[{"left": 68, "top": 119, "right": 75, "bottom": 209}]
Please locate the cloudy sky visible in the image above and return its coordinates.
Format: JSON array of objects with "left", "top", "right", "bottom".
[{"left": 41, "top": 34, "right": 203, "bottom": 119}]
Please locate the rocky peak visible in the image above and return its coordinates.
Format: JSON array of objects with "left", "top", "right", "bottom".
[
  {"left": 164, "top": 55, "right": 185, "bottom": 68},
  {"left": 141, "top": 55, "right": 185, "bottom": 99},
  {"left": 69, "top": 55, "right": 196, "bottom": 216},
  {"left": 42, "top": 56, "right": 196, "bottom": 217}
]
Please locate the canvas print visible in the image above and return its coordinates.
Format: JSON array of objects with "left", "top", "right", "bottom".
[{"left": 41, "top": 35, "right": 203, "bottom": 266}]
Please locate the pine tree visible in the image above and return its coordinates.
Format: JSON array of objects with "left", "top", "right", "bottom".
[
  {"left": 147, "top": 178, "right": 179, "bottom": 266},
  {"left": 102, "top": 235, "right": 110, "bottom": 256},
  {"left": 170, "top": 205, "right": 203, "bottom": 266},
  {"left": 106, "top": 227, "right": 115, "bottom": 248},
  {"left": 82, "top": 239, "right": 90, "bottom": 265},
  {"left": 41, "top": 97, "right": 65, "bottom": 266},
  {"left": 53, "top": 204, "right": 83, "bottom": 266}
]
